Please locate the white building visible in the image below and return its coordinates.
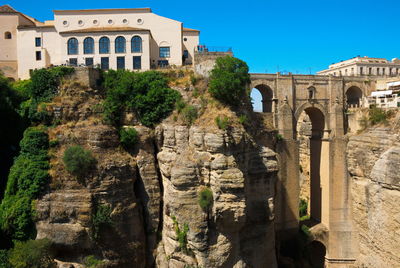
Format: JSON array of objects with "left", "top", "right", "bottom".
[
  {"left": 317, "top": 56, "right": 400, "bottom": 77},
  {"left": 0, "top": 5, "right": 200, "bottom": 79}
]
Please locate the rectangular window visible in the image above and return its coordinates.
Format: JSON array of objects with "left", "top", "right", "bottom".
[
  {"left": 158, "top": 60, "right": 169, "bottom": 68},
  {"left": 85, "top": 58, "right": 94, "bottom": 66},
  {"left": 101, "top": 57, "right": 109, "bottom": 70},
  {"left": 35, "top": 37, "right": 41, "bottom": 47},
  {"left": 377, "top": 68, "right": 380, "bottom": 75},
  {"left": 69, "top": 58, "right": 78, "bottom": 66},
  {"left": 35, "top": 51, "right": 41, "bottom": 61},
  {"left": 360, "top": 67, "right": 363, "bottom": 75},
  {"left": 159, "top": 47, "right": 170, "bottom": 58},
  {"left": 133, "top": 56, "right": 141, "bottom": 70},
  {"left": 117, "top": 56, "right": 125, "bottom": 70},
  {"left": 369, "top": 68, "right": 372, "bottom": 75}
]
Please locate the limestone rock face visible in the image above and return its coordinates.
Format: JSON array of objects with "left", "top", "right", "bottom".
[
  {"left": 155, "top": 124, "right": 278, "bottom": 268},
  {"left": 347, "top": 127, "right": 400, "bottom": 268}
]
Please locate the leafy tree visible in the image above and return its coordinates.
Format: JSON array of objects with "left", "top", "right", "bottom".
[
  {"left": 208, "top": 56, "right": 250, "bottom": 106},
  {"left": 63, "top": 146, "right": 96, "bottom": 177},
  {"left": 83, "top": 255, "right": 105, "bottom": 268},
  {"left": 102, "top": 70, "right": 180, "bottom": 127},
  {"left": 0, "top": 249, "right": 11, "bottom": 268},
  {"left": 8, "top": 239, "right": 55, "bottom": 268}
]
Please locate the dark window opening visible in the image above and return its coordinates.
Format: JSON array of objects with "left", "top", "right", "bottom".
[
  {"left": 117, "top": 56, "right": 125, "bottom": 69},
  {"left": 133, "top": 56, "right": 141, "bottom": 70},
  {"left": 84, "top": 37, "right": 94, "bottom": 54},
  {"left": 115, "top": 36, "right": 126, "bottom": 53},
  {"left": 131, "top": 36, "right": 142, "bottom": 53},
  {"left": 85, "top": 58, "right": 94, "bottom": 66},
  {"left": 4, "top": 32, "right": 11, "bottom": 39},
  {"left": 69, "top": 58, "right": 78, "bottom": 66},
  {"left": 67, "top": 38, "right": 78, "bottom": 55},
  {"left": 35, "top": 37, "right": 41, "bottom": 47},
  {"left": 99, "top": 37, "right": 110, "bottom": 54},
  {"left": 35, "top": 51, "right": 41, "bottom": 61},
  {"left": 158, "top": 60, "right": 169, "bottom": 67},
  {"left": 101, "top": 57, "right": 109, "bottom": 70}
]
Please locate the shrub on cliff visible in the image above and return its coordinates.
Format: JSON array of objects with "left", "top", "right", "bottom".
[
  {"left": 91, "top": 204, "right": 113, "bottom": 240},
  {"left": 198, "top": 187, "right": 213, "bottom": 212},
  {"left": 119, "top": 128, "right": 139, "bottom": 150},
  {"left": 18, "top": 67, "right": 74, "bottom": 124},
  {"left": 0, "top": 127, "right": 49, "bottom": 241},
  {"left": 103, "top": 70, "right": 181, "bottom": 127},
  {"left": 63, "top": 145, "right": 96, "bottom": 177},
  {"left": 208, "top": 56, "right": 250, "bottom": 106},
  {"left": 8, "top": 239, "right": 55, "bottom": 268}
]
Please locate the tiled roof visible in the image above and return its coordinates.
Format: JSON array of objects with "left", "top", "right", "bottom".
[
  {"left": 183, "top": 27, "right": 200, "bottom": 32},
  {"left": 59, "top": 26, "right": 150, "bottom": 34}
]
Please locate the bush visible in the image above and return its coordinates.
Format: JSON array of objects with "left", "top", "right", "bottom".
[
  {"left": 369, "top": 106, "right": 389, "bottom": 125},
  {"left": 119, "top": 128, "right": 139, "bottom": 150},
  {"left": 0, "top": 127, "right": 49, "bottom": 241},
  {"left": 91, "top": 204, "right": 113, "bottom": 240},
  {"left": 299, "top": 199, "right": 308, "bottom": 218},
  {"left": 8, "top": 239, "right": 55, "bottom": 268},
  {"left": 83, "top": 255, "right": 105, "bottom": 268},
  {"left": 63, "top": 146, "right": 96, "bottom": 177},
  {"left": 181, "top": 105, "right": 198, "bottom": 125},
  {"left": 103, "top": 70, "right": 181, "bottom": 127},
  {"left": 198, "top": 187, "right": 213, "bottom": 212},
  {"left": 208, "top": 56, "right": 250, "bottom": 106},
  {"left": 172, "top": 216, "right": 189, "bottom": 254},
  {"left": 0, "top": 250, "right": 11, "bottom": 268},
  {"left": 238, "top": 114, "right": 248, "bottom": 125},
  {"left": 215, "top": 116, "right": 230, "bottom": 130}
]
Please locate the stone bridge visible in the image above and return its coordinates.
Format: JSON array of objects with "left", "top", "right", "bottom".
[{"left": 250, "top": 73, "right": 377, "bottom": 268}]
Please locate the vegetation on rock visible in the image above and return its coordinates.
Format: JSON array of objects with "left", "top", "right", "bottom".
[
  {"left": 208, "top": 56, "right": 250, "bottom": 106},
  {"left": 172, "top": 216, "right": 189, "bottom": 254},
  {"left": 0, "top": 127, "right": 49, "bottom": 241},
  {"left": 119, "top": 127, "right": 139, "bottom": 150},
  {"left": 215, "top": 116, "right": 230, "bottom": 130},
  {"left": 83, "top": 255, "right": 105, "bottom": 268},
  {"left": 63, "top": 145, "right": 96, "bottom": 178},
  {"left": 91, "top": 204, "right": 113, "bottom": 240},
  {"left": 8, "top": 239, "right": 55, "bottom": 268},
  {"left": 102, "top": 70, "right": 181, "bottom": 127},
  {"left": 198, "top": 187, "right": 213, "bottom": 212}
]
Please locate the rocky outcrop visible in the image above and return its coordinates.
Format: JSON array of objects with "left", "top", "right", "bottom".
[
  {"left": 34, "top": 77, "right": 280, "bottom": 268},
  {"left": 347, "top": 127, "right": 400, "bottom": 268},
  {"left": 155, "top": 124, "right": 278, "bottom": 267}
]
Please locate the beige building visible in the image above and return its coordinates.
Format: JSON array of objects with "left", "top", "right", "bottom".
[
  {"left": 0, "top": 5, "right": 200, "bottom": 79},
  {"left": 317, "top": 56, "right": 400, "bottom": 77}
]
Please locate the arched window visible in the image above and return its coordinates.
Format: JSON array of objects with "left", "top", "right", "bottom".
[
  {"left": 308, "top": 87, "right": 316, "bottom": 99},
  {"left": 67, "top": 38, "right": 78, "bottom": 55},
  {"left": 4, "top": 32, "right": 11, "bottom": 39},
  {"left": 131, "top": 36, "right": 142, "bottom": 53},
  {"left": 115, "top": 36, "right": 126, "bottom": 53},
  {"left": 99, "top": 37, "right": 110, "bottom": 54},
  {"left": 83, "top": 37, "right": 94, "bottom": 54}
]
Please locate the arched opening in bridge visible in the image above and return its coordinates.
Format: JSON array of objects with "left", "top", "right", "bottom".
[
  {"left": 296, "top": 107, "right": 325, "bottom": 223},
  {"left": 251, "top": 84, "right": 273, "bottom": 112},
  {"left": 346, "top": 86, "right": 363, "bottom": 108},
  {"left": 309, "top": 241, "right": 326, "bottom": 268}
]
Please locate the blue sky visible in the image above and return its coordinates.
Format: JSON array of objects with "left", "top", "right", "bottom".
[{"left": 6, "top": 0, "right": 399, "bottom": 110}]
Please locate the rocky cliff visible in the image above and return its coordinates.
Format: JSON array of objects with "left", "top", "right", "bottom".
[
  {"left": 34, "top": 73, "right": 279, "bottom": 267},
  {"left": 347, "top": 115, "right": 400, "bottom": 268}
]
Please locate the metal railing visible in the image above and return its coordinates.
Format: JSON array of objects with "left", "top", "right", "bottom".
[{"left": 195, "top": 45, "right": 232, "bottom": 53}]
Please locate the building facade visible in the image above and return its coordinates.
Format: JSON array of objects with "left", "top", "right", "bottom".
[
  {"left": 317, "top": 56, "right": 400, "bottom": 77},
  {"left": 0, "top": 5, "right": 200, "bottom": 79}
]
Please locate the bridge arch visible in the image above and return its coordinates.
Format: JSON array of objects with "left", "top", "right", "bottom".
[
  {"left": 345, "top": 86, "right": 363, "bottom": 108},
  {"left": 295, "top": 104, "right": 328, "bottom": 223},
  {"left": 251, "top": 83, "right": 274, "bottom": 112}
]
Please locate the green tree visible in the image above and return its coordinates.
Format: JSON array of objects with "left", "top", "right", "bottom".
[
  {"left": 63, "top": 145, "right": 96, "bottom": 177},
  {"left": 208, "top": 56, "right": 250, "bottom": 106},
  {"left": 198, "top": 187, "right": 213, "bottom": 212},
  {"left": 8, "top": 239, "right": 55, "bottom": 268},
  {"left": 91, "top": 204, "right": 113, "bottom": 240}
]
